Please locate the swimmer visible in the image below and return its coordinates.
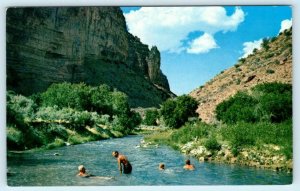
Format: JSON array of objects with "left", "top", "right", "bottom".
[
  {"left": 183, "top": 159, "right": 195, "bottom": 170},
  {"left": 158, "top": 163, "right": 165, "bottom": 170},
  {"left": 77, "top": 165, "right": 113, "bottom": 179},
  {"left": 112, "top": 151, "right": 132, "bottom": 174},
  {"left": 77, "top": 165, "right": 92, "bottom": 177}
]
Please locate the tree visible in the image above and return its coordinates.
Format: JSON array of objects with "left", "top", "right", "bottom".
[{"left": 160, "top": 95, "right": 198, "bottom": 128}]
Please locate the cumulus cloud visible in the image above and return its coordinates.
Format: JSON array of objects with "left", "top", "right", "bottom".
[
  {"left": 187, "top": 33, "right": 219, "bottom": 54},
  {"left": 240, "top": 39, "right": 262, "bottom": 58},
  {"left": 279, "top": 18, "right": 292, "bottom": 33},
  {"left": 124, "top": 7, "right": 244, "bottom": 54}
]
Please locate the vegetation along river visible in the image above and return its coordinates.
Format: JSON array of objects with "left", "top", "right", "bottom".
[{"left": 7, "top": 135, "right": 292, "bottom": 186}]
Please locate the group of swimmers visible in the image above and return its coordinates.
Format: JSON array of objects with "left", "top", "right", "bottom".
[
  {"left": 159, "top": 159, "right": 195, "bottom": 171},
  {"left": 77, "top": 150, "right": 195, "bottom": 178}
]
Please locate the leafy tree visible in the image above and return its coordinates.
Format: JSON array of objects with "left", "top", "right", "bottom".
[
  {"left": 143, "top": 109, "right": 159, "bottom": 126},
  {"left": 216, "top": 92, "right": 258, "bottom": 124},
  {"left": 160, "top": 95, "right": 198, "bottom": 128},
  {"left": 41, "top": 82, "right": 90, "bottom": 111}
]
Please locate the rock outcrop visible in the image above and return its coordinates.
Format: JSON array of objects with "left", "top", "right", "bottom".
[{"left": 6, "top": 7, "right": 174, "bottom": 107}]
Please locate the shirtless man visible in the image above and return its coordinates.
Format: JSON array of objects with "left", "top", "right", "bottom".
[
  {"left": 112, "top": 151, "right": 132, "bottom": 174},
  {"left": 183, "top": 159, "right": 195, "bottom": 170}
]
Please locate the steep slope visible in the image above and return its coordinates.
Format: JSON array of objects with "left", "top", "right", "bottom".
[
  {"left": 6, "top": 7, "right": 174, "bottom": 107},
  {"left": 190, "top": 28, "right": 292, "bottom": 123}
]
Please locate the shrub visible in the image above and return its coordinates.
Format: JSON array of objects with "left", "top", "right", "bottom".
[
  {"left": 7, "top": 91, "right": 37, "bottom": 124},
  {"left": 238, "top": 58, "right": 246, "bottom": 63},
  {"left": 266, "top": 69, "right": 275, "bottom": 74},
  {"left": 261, "top": 38, "right": 270, "bottom": 50},
  {"left": 41, "top": 82, "right": 91, "bottom": 111},
  {"left": 143, "top": 109, "right": 159, "bottom": 126},
  {"left": 204, "top": 136, "right": 221, "bottom": 151},
  {"left": 216, "top": 92, "right": 259, "bottom": 124},
  {"left": 216, "top": 82, "right": 292, "bottom": 124},
  {"left": 170, "top": 122, "right": 211, "bottom": 144},
  {"left": 254, "top": 83, "right": 292, "bottom": 123},
  {"left": 160, "top": 95, "right": 198, "bottom": 128}
]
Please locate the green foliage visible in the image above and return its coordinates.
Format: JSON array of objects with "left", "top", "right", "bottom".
[
  {"left": 7, "top": 91, "right": 37, "bottom": 126},
  {"left": 143, "top": 109, "right": 159, "bottom": 126},
  {"left": 160, "top": 95, "right": 198, "bottom": 128},
  {"left": 261, "top": 38, "right": 270, "bottom": 50},
  {"left": 204, "top": 136, "right": 221, "bottom": 151},
  {"left": 266, "top": 69, "right": 275, "bottom": 74},
  {"left": 216, "top": 92, "right": 259, "bottom": 124},
  {"left": 220, "top": 120, "right": 292, "bottom": 159},
  {"left": 41, "top": 82, "right": 90, "bottom": 111},
  {"left": 216, "top": 82, "right": 292, "bottom": 124},
  {"left": 253, "top": 83, "right": 292, "bottom": 123},
  {"left": 7, "top": 82, "right": 143, "bottom": 151},
  {"left": 238, "top": 58, "right": 246, "bottom": 63},
  {"left": 170, "top": 122, "right": 211, "bottom": 144}
]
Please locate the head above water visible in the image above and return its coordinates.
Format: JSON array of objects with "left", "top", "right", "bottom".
[
  {"left": 112, "top": 151, "right": 119, "bottom": 158},
  {"left": 159, "top": 163, "right": 165, "bottom": 170},
  {"left": 78, "top": 165, "right": 86, "bottom": 173},
  {"left": 186, "top": 159, "right": 191, "bottom": 165}
]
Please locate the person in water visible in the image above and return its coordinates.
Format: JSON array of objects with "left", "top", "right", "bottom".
[
  {"left": 77, "top": 165, "right": 113, "bottom": 179},
  {"left": 183, "top": 159, "right": 195, "bottom": 170},
  {"left": 112, "top": 151, "right": 132, "bottom": 174},
  {"left": 77, "top": 165, "right": 93, "bottom": 177},
  {"left": 158, "top": 163, "right": 165, "bottom": 170}
]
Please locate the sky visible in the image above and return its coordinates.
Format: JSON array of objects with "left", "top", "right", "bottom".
[{"left": 121, "top": 6, "right": 292, "bottom": 95}]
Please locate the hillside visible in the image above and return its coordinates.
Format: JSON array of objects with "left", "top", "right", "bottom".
[
  {"left": 190, "top": 28, "right": 292, "bottom": 124},
  {"left": 6, "top": 7, "right": 174, "bottom": 108}
]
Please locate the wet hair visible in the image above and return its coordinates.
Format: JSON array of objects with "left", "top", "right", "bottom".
[
  {"left": 112, "top": 151, "right": 119, "bottom": 157},
  {"left": 78, "top": 165, "right": 86, "bottom": 173},
  {"left": 159, "top": 163, "right": 165, "bottom": 169},
  {"left": 186, "top": 159, "right": 191, "bottom": 165}
]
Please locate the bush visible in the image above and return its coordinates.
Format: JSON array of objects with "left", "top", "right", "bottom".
[
  {"left": 216, "top": 82, "right": 292, "bottom": 124},
  {"left": 216, "top": 92, "right": 259, "bottom": 124},
  {"left": 221, "top": 120, "right": 292, "bottom": 150},
  {"left": 170, "top": 122, "right": 211, "bottom": 144},
  {"left": 266, "top": 69, "right": 275, "bottom": 74},
  {"left": 261, "top": 38, "right": 270, "bottom": 50},
  {"left": 204, "top": 136, "right": 221, "bottom": 151},
  {"left": 7, "top": 91, "right": 37, "bottom": 126},
  {"left": 143, "top": 109, "right": 159, "bottom": 126},
  {"left": 160, "top": 95, "right": 198, "bottom": 128},
  {"left": 253, "top": 83, "right": 292, "bottom": 123},
  {"left": 41, "top": 82, "right": 90, "bottom": 111}
]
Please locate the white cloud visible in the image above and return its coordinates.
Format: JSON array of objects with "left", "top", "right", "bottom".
[
  {"left": 240, "top": 39, "right": 262, "bottom": 58},
  {"left": 279, "top": 19, "right": 292, "bottom": 33},
  {"left": 124, "top": 7, "right": 244, "bottom": 54},
  {"left": 187, "top": 33, "right": 218, "bottom": 54}
]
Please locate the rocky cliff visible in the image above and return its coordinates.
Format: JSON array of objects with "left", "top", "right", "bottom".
[
  {"left": 190, "top": 28, "right": 292, "bottom": 123},
  {"left": 6, "top": 7, "right": 174, "bottom": 107}
]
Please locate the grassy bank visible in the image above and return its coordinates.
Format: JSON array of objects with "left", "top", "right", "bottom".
[{"left": 145, "top": 120, "right": 292, "bottom": 172}]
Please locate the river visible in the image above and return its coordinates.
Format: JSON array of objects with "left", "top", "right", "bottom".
[{"left": 7, "top": 135, "right": 292, "bottom": 186}]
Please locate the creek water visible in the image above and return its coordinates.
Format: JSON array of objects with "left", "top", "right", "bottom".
[{"left": 7, "top": 135, "right": 292, "bottom": 186}]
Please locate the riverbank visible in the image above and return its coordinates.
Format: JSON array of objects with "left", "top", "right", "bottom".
[{"left": 144, "top": 121, "right": 293, "bottom": 173}]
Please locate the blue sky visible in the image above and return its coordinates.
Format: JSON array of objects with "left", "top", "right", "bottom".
[{"left": 121, "top": 6, "right": 292, "bottom": 95}]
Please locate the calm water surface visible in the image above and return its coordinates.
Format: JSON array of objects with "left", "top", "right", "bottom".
[{"left": 7, "top": 135, "right": 292, "bottom": 186}]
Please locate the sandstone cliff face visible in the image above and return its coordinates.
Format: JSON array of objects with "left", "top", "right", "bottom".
[{"left": 7, "top": 7, "right": 173, "bottom": 107}]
